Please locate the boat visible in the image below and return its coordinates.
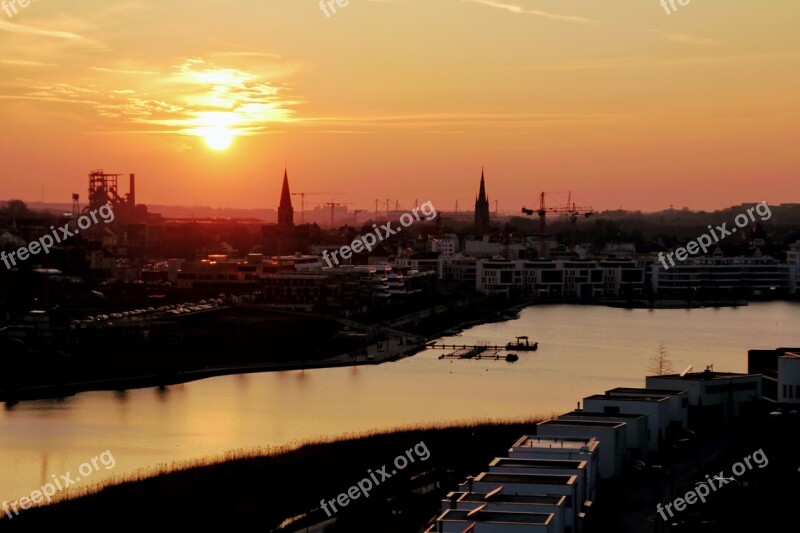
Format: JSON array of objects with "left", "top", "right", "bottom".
[
  {"left": 505, "top": 336, "right": 538, "bottom": 351},
  {"left": 505, "top": 353, "right": 519, "bottom": 362}
]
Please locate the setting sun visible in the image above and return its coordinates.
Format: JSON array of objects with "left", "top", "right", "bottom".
[{"left": 203, "top": 126, "right": 234, "bottom": 150}]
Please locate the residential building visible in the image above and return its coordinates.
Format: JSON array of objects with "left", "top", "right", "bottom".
[
  {"left": 651, "top": 255, "right": 792, "bottom": 297},
  {"left": 646, "top": 369, "right": 762, "bottom": 421},
  {"left": 441, "top": 492, "right": 566, "bottom": 533},
  {"left": 536, "top": 420, "right": 626, "bottom": 479},
  {"left": 605, "top": 387, "right": 689, "bottom": 431},
  {"left": 582, "top": 393, "right": 671, "bottom": 452},
  {"left": 557, "top": 411, "right": 649, "bottom": 460}
]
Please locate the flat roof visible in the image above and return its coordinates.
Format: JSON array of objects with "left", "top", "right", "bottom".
[
  {"left": 440, "top": 509, "right": 553, "bottom": 525},
  {"left": 560, "top": 411, "right": 647, "bottom": 420},
  {"left": 539, "top": 419, "right": 626, "bottom": 429},
  {"left": 648, "top": 371, "right": 761, "bottom": 381},
  {"left": 474, "top": 472, "right": 576, "bottom": 485},
  {"left": 489, "top": 457, "right": 585, "bottom": 469},
  {"left": 446, "top": 491, "right": 565, "bottom": 506},
  {"left": 607, "top": 387, "right": 688, "bottom": 395},
  {"left": 585, "top": 393, "right": 669, "bottom": 402},
  {"left": 512, "top": 435, "right": 597, "bottom": 450}
]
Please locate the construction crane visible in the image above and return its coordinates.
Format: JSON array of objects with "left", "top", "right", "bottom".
[
  {"left": 325, "top": 200, "right": 354, "bottom": 228},
  {"left": 522, "top": 191, "right": 594, "bottom": 258},
  {"left": 291, "top": 192, "right": 342, "bottom": 223},
  {"left": 353, "top": 209, "right": 365, "bottom": 225}
]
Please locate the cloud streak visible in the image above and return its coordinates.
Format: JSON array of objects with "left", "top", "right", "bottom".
[
  {"left": 0, "top": 18, "right": 102, "bottom": 46},
  {"left": 460, "top": 0, "right": 597, "bottom": 24}
]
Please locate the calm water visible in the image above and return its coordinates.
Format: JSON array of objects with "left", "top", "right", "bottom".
[{"left": 2, "top": 302, "right": 799, "bottom": 505}]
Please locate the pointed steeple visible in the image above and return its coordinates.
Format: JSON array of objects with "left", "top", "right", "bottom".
[
  {"left": 474, "top": 166, "right": 490, "bottom": 233},
  {"left": 278, "top": 167, "right": 294, "bottom": 226},
  {"left": 477, "top": 166, "right": 488, "bottom": 204}
]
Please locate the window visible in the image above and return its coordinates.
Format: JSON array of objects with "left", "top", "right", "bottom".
[{"left": 604, "top": 406, "right": 621, "bottom": 415}]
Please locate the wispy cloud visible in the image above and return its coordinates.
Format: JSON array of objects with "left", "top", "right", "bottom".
[
  {"left": 3, "top": 57, "right": 301, "bottom": 142},
  {"left": 0, "top": 58, "right": 56, "bottom": 67},
  {"left": 294, "top": 111, "right": 627, "bottom": 130},
  {"left": 510, "top": 57, "right": 640, "bottom": 72},
  {"left": 89, "top": 66, "right": 159, "bottom": 76},
  {"left": 660, "top": 50, "right": 800, "bottom": 66},
  {"left": 460, "top": 0, "right": 597, "bottom": 24},
  {"left": 663, "top": 32, "right": 723, "bottom": 47},
  {"left": 0, "top": 19, "right": 103, "bottom": 46}
]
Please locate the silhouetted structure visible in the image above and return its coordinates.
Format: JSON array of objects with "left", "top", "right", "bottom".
[
  {"left": 278, "top": 168, "right": 294, "bottom": 227},
  {"left": 263, "top": 168, "right": 319, "bottom": 255},
  {"left": 474, "top": 168, "right": 490, "bottom": 234}
]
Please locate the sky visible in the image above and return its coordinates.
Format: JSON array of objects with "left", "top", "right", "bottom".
[{"left": 0, "top": 0, "right": 798, "bottom": 214}]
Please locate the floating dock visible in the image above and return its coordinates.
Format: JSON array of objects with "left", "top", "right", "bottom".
[
  {"left": 438, "top": 346, "right": 506, "bottom": 360},
  {"left": 432, "top": 338, "right": 539, "bottom": 360},
  {"left": 431, "top": 344, "right": 506, "bottom": 351}
]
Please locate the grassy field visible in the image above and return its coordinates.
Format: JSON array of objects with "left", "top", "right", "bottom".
[{"left": 0, "top": 418, "right": 550, "bottom": 532}]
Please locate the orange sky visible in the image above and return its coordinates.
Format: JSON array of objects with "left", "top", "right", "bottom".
[{"left": 1, "top": 0, "right": 798, "bottom": 213}]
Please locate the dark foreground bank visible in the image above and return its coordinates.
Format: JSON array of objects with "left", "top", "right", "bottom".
[
  {"left": 3, "top": 411, "right": 797, "bottom": 532},
  {"left": 0, "top": 419, "right": 546, "bottom": 532}
]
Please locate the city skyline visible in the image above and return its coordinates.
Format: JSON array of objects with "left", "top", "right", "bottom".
[{"left": 1, "top": 0, "right": 798, "bottom": 212}]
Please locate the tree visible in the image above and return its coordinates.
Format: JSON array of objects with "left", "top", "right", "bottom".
[
  {"left": 0, "top": 199, "right": 32, "bottom": 221},
  {"left": 649, "top": 341, "right": 674, "bottom": 376}
]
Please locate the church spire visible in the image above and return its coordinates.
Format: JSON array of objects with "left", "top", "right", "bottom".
[
  {"left": 477, "top": 166, "right": 488, "bottom": 204},
  {"left": 474, "top": 167, "right": 490, "bottom": 233},
  {"left": 278, "top": 167, "right": 294, "bottom": 226}
]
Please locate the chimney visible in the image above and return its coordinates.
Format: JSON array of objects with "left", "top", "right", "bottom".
[{"left": 129, "top": 174, "right": 136, "bottom": 206}]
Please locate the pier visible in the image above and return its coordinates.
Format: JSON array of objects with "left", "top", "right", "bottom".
[
  {"left": 429, "top": 343, "right": 506, "bottom": 351},
  {"left": 438, "top": 345, "right": 507, "bottom": 360}
]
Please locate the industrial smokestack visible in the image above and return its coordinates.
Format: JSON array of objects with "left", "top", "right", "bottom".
[{"left": 129, "top": 173, "right": 136, "bottom": 206}]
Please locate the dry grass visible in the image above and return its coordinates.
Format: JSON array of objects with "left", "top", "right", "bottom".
[{"left": 2, "top": 415, "right": 553, "bottom": 531}]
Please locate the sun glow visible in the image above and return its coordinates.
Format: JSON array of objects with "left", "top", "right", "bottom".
[
  {"left": 203, "top": 126, "right": 234, "bottom": 150},
  {"left": 193, "top": 111, "right": 238, "bottom": 151}
]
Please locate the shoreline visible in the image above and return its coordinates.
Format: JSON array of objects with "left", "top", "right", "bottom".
[
  {"left": 6, "top": 296, "right": 781, "bottom": 403},
  {"left": 1, "top": 302, "right": 517, "bottom": 403},
  {"left": 0, "top": 419, "right": 547, "bottom": 531}
]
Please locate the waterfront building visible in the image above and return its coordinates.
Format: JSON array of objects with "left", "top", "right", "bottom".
[
  {"left": 582, "top": 393, "right": 671, "bottom": 452},
  {"left": 646, "top": 369, "right": 762, "bottom": 421},
  {"left": 776, "top": 353, "right": 800, "bottom": 403},
  {"left": 460, "top": 472, "right": 578, "bottom": 532},
  {"left": 261, "top": 264, "right": 435, "bottom": 313},
  {"left": 175, "top": 253, "right": 322, "bottom": 290},
  {"left": 488, "top": 457, "right": 592, "bottom": 505},
  {"left": 440, "top": 492, "right": 566, "bottom": 533},
  {"left": 557, "top": 411, "right": 648, "bottom": 460},
  {"left": 474, "top": 258, "right": 645, "bottom": 298},
  {"left": 651, "top": 255, "right": 792, "bottom": 298},
  {"left": 434, "top": 508, "right": 557, "bottom": 532},
  {"left": 430, "top": 234, "right": 459, "bottom": 256},
  {"left": 536, "top": 420, "right": 626, "bottom": 479},
  {"left": 605, "top": 387, "right": 689, "bottom": 431},
  {"left": 508, "top": 435, "right": 599, "bottom": 496}
]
